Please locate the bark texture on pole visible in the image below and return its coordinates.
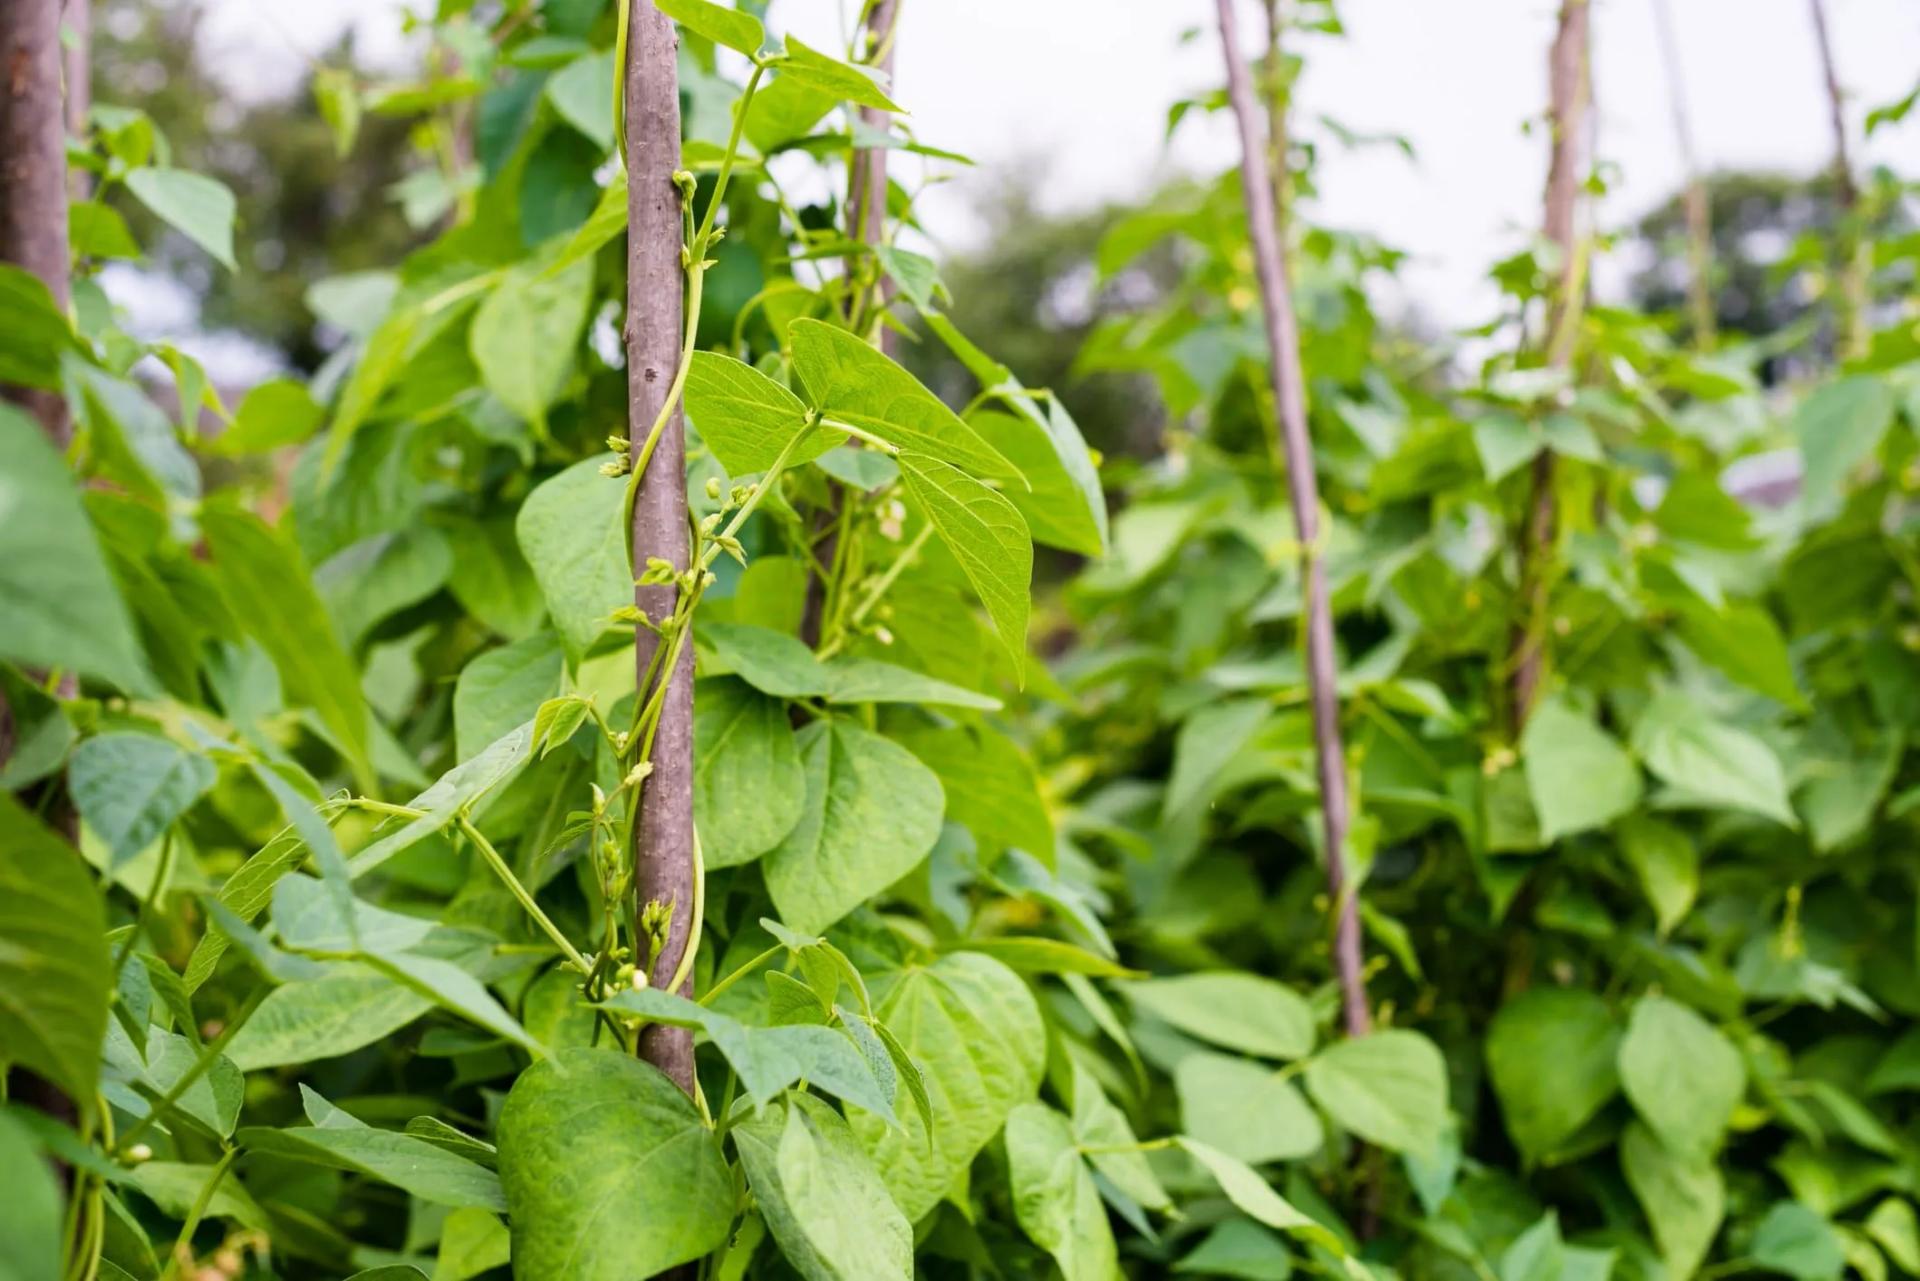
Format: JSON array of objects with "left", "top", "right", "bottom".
[
  {"left": 0, "top": 0, "right": 73, "bottom": 445},
  {"left": 624, "top": 3, "right": 696, "bottom": 1094},
  {"left": 1213, "top": 0, "right": 1369, "bottom": 1041},
  {"left": 1507, "top": 0, "right": 1590, "bottom": 735},
  {"left": 849, "top": 0, "right": 899, "bottom": 356},
  {"left": 1807, "top": 0, "right": 1866, "bottom": 359},
  {"left": 1651, "top": 0, "right": 1714, "bottom": 349}
]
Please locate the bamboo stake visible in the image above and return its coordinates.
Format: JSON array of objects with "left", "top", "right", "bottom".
[
  {"left": 0, "top": 0, "right": 73, "bottom": 445},
  {"left": 1507, "top": 0, "right": 1591, "bottom": 735},
  {"left": 1213, "top": 0, "right": 1369, "bottom": 1041},
  {"left": 1651, "top": 0, "right": 1714, "bottom": 349},
  {"left": 624, "top": 0, "right": 697, "bottom": 1094},
  {"left": 1807, "top": 0, "right": 1867, "bottom": 359}
]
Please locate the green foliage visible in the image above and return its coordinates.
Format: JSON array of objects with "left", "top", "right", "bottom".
[{"left": 7, "top": 2, "right": 1919, "bottom": 1279}]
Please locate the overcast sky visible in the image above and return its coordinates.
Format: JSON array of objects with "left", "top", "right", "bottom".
[{"left": 196, "top": 0, "right": 1920, "bottom": 328}]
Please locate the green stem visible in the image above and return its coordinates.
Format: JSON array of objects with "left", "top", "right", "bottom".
[
  {"left": 116, "top": 989, "right": 267, "bottom": 1155},
  {"left": 112, "top": 831, "right": 176, "bottom": 978},
  {"left": 456, "top": 816, "right": 592, "bottom": 975},
  {"left": 158, "top": 1146, "right": 237, "bottom": 1281},
  {"left": 819, "top": 418, "right": 900, "bottom": 454},
  {"left": 818, "top": 520, "right": 931, "bottom": 659},
  {"left": 699, "top": 945, "right": 781, "bottom": 1007}
]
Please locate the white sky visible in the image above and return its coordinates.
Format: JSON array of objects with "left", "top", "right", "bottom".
[{"left": 195, "top": 0, "right": 1920, "bottom": 329}]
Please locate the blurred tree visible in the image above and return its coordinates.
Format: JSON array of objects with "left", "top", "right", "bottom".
[
  {"left": 93, "top": 0, "right": 418, "bottom": 370},
  {"left": 1625, "top": 168, "right": 1908, "bottom": 371}
]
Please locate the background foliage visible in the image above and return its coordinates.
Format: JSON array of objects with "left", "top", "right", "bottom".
[{"left": 3, "top": 2, "right": 1919, "bottom": 1281}]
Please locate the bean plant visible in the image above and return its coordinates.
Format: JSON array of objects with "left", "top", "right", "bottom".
[{"left": 2, "top": 1, "right": 1917, "bottom": 1281}]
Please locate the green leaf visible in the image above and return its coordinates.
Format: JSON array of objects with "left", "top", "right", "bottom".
[
  {"left": 1616, "top": 815, "right": 1697, "bottom": 935},
  {"left": 0, "top": 794, "right": 111, "bottom": 1114},
  {"left": 239, "top": 1106, "right": 504, "bottom": 1209},
  {"left": 1864, "top": 1200, "right": 1920, "bottom": 1274},
  {"left": 948, "top": 937, "right": 1136, "bottom": 978},
  {"left": 546, "top": 49, "right": 615, "bottom": 150},
  {"left": 0, "top": 404, "right": 150, "bottom": 693},
  {"left": 1621, "top": 1122, "right": 1723, "bottom": 1281},
  {"left": 0, "top": 265, "right": 79, "bottom": 389},
  {"left": 1005, "top": 1103, "right": 1118, "bottom": 1281},
  {"left": 1500, "top": 1214, "right": 1565, "bottom": 1281},
  {"left": 1068, "top": 1059, "right": 1168, "bottom": 1210},
  {"left": 1163, "top": 699, "right": 1271, "bottom": 817},
  {"left": 1674, "top": 600, "right": 1803, "bottom": 708},
  {"left": 1127, "top": 972, "right": 1315, "bottom": 1060},
  {"left": 701, "top": 623, "right": 998, "bottom": 709},
  {"left": 470, "top": 259, "right": 595, "bottom": 430},
  {"left": 1177, "top": 1138, "right": 1328, "bottom": 1241},
  {"left": 1175, "top": 1220, "right": 1293, "bottom": 1281},
  {"left": 1753, "top": 1203, "right": 1845, "bottom": 1281},
  {"left": 685, "top": 351, "right": 834, "bottom": 476},
  {"left": 225, "top": 965, "right": 432, "bottom": 1071},
  {"left": 70, "top": 200, "right": 140, "bottom": 259},
  {"left": 0, "top": 1110, "right": 62, "bottom": 1281},
  {"left": 779, "top": 37, "right": 903, "bottom": 112},
  {"left": 898, "top": 453, "right": 1032, "bottom": 673},
  {"left": 763, "top": 719, "right": 944, "bottom": 935},
  {"left": 515, "top": 458, "right": 631, "bottom": 656},
  {"left": 1177, "top": 1052, "right": 1324, "bottom": 1164},
  {"left": 444, "top": 514, "right": 548, "bottom": 640},
  {"left": 1486, "top": 988, "right": 1620, "bottom": 1163},
  {"left": 1303, "top": 1029, "right": 1449, "bottom": 1156},
  {"left": 208, "top": 378, "right": 324, "bottom": 455},
  {"left": 434, "top": 1208, "right": 511, "bottom": 1281},
  {"left": 734, "top": 1095, "right": 913, "bottom": 1281},
  {"left": 317, "top": 527, "right": 454, "bottom": 648},
  {"left": 1632, "top": 691, "right": 1795, "bottom": 826},
  {"left": 68, "top": 733, "right": 215, "bottom": 869},
  {"left": 203, "top": 505, "right": 373, "bottom": 788},
  {"left": 1520, "top": 697, "right": 1642, "bottom": 842},
  {"left": 603, "top": 988, "right": 894, "bottom": 1119},
  {"left": 348, "top": 722, "right": 534, "bottom": 875},
  {"left": 788, "top": 320, "right": 1011, "bottom": 478},
  {"left": 370, "top": 950, "right": 545, "bottom": 1059},
  {"left": 895, "top": 724, "right": 1052, "bottom": 861},
  {"left": 66, "top": 359, "right": 200, "bottom": 503},
  {"left": 1795, "top": 376, "right": 1896, "bottom": 513},
  {"left": 127, "top": 1160, "right": 267, "bottom": 1231},
  {"left": 497, "top": 1048, "right": 733, "bottom": 1279},
  {"left": 695, "top": 677, "right": 805, "bottom": 868},
  {"left": 655, "top": 0, "right": 766, "bottom": 56},
  {"left": 968, "top": 404, "right": 1108, "bottom": 557},
  {"left": 126, "top": 166, "right": 237, "bottom": 269},
  {"left": 454, "top": 633, "right": 564, "bottom": 763},
  {"left": 112, "top": 1027, "right": 243, "bottom": 1141},
  {"left": 1618, "top": 995, "right": 1745, "bottom": 1159},
  {"left": 849, "top": 951, "right": 1045, "bottom": 1221}
]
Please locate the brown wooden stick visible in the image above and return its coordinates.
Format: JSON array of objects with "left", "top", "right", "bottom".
[
  {"left": 1213, "top": 0, "right": 1369, "bottom": 1041},
  {"left": 624, "top": 0, "right": 697, "bottom": 1094},
  {"left": 0, "top": 0, "right": 73, "bottom": 445},
  {"left": 803, "top": 0, "right": 901, "bottom": 649},
  {"left": 1650, "top": 0, "right": 1714, "bottom": 349},
  {"left": 1807, "top": 0, "right": 1866, "bottom": 359},
  {"left": 1507, "top": 0, "right": 1590, "bottom": 736}
]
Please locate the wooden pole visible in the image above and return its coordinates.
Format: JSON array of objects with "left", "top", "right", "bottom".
[
  {"left": 0, "top": 0, "right": 73, "bottom": 445},
  {"left": 1807, "top": 0, "right": 1866, "bottom": 359},
  {"left": 624, "top": 0, "right": 697, "bottom": 1095},
  {"left": 1213, "top": 0, "right": 1369, "bottom": 1041},
  {"left": 1507, "top": 0, "right": 1590, "bottom": 735},
  {"left": 803, "top": 0, "right": 901, "bottom": 649},
  {"left": 1651, "top": 0, "right": 1714, "bottom": 348}
]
